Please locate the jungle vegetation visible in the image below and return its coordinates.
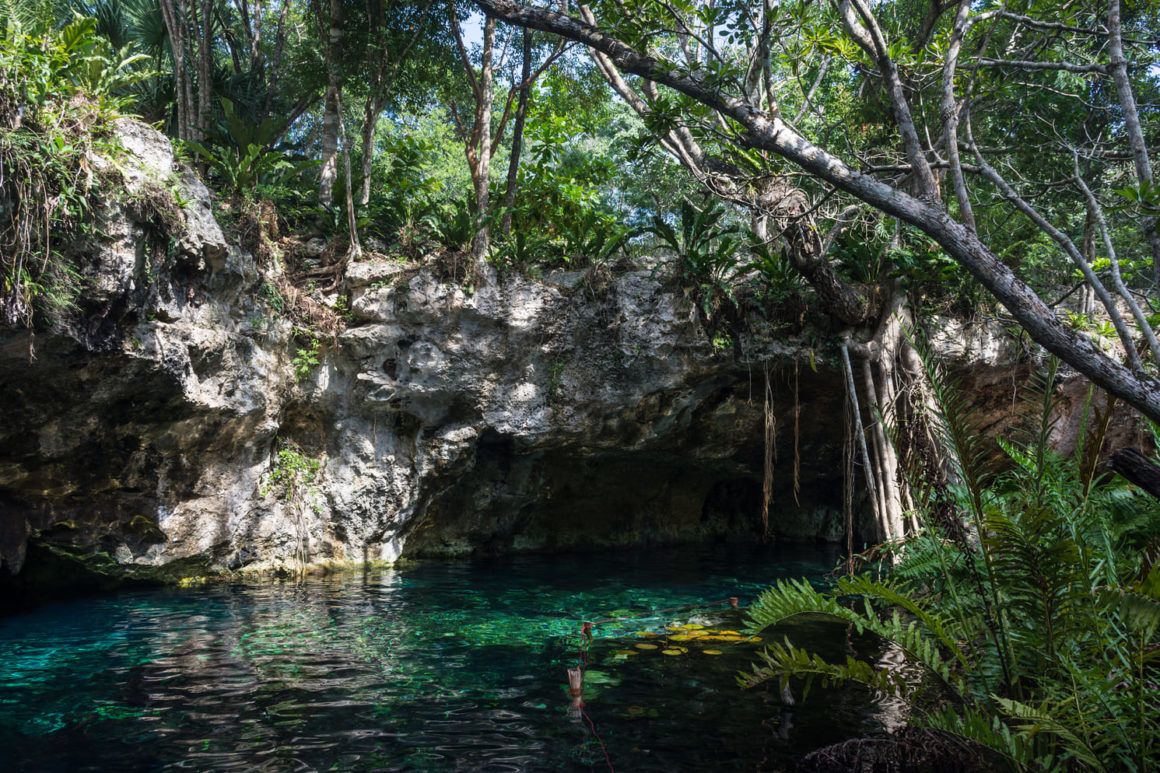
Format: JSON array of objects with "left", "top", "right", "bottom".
[{"left": 2, "top": 0, "right": 1160, "bottom": 769}]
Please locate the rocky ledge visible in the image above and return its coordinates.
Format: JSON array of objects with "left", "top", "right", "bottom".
[{"left": 0, "top": 122, "right": 1147, "bottom": 592}]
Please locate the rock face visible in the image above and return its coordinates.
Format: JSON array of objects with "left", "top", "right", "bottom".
[{"left": 0, "top": 122, "right": 1149, "bottom": 586}]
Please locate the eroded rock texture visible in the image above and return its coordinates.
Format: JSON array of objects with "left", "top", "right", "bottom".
[{"left": 0, "top": 122, "right": 1147, "bottom": 587}]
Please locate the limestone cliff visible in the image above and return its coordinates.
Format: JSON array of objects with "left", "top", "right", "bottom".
[{"left": 0, "top": 122, "right": 1147, "bottom": 588}]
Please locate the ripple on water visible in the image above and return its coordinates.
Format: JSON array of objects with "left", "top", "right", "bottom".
[{"left": 0, "top": 543, "right": 895, "bottom": 771}]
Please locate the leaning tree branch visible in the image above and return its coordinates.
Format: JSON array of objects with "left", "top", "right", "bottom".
[
  {"left": 961, "top": 114, "right": 1143, "bottom": 372},
  {"left": 469, "top": 0, "right": 1160, "bottom": 422},
  {"left": 1073, "top": 153, "right": 1160, "bottom": 367},
  {"left": 1108, "top": 0, "right": 1160, "bottom": 286},
  {"left": 1109, "top": 448, "right": 1160, "bottom": 502}
]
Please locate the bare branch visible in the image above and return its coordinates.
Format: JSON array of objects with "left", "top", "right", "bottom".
[
  {"left": 1107, "top": 0, "right": 1160, "bottom": 286},
  {"left": 971, "top": 58, "right": 1107, "bottom": 73},
  {"left": 1073, "top": 152, "right": 1160, "bottom": 367}
]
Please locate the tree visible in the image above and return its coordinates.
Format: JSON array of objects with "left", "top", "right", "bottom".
[
  {"left": 355, "top": 0, "right": 437, "bottom": 207},
  {"left": 469, "top": 0, "right": 1160, "bottom": 425},
  {"left": 448, "top": 3, "right": 566, "bottom": 268},
  {"left": 314, "top": 0, "right": 343, "bottom": 207}
]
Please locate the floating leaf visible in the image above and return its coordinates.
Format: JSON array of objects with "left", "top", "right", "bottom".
[
  {"left": 635, "top": 643, "right": 658, "bottom": 650},
  {"left": 634, "top": 631, "right": 658, "bottom": 638},
  {"left": 661, "top": 649, "right": 683, "bottom": 656},
  {"left": 702, "top": 649, "right": 723, "bottom": 655},
  {"left": 615, "top": 649, "right": 638, "bottom": 656}
]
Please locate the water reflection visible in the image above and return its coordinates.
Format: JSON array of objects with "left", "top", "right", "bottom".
[{"left": 1, "top": 543, "right": 897, "bottom": 771}]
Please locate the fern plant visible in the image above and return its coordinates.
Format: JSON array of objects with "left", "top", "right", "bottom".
[
  {"left": 186, "top": 98, "right": 315, "bottom": 194},
  {"left": 742, "top": 352, "right": 1160, "bottom": 771},
  {"left": 647, "top": 199, "right": 743, "bottom": 318}
]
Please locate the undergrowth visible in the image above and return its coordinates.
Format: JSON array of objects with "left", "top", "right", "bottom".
[
  {"left": 0, "top": 15, "right": 148, "bottom": 328},
  {"left": 742, "top": 351, "right": 1160, "bottom": 771}
]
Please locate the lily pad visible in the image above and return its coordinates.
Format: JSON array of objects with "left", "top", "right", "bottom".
[
  {"left": 702, "top": 649, "right": 723, "bottom": 655},
  {"left": 635, "top": 643, "right": 658, "bottom": 650},
  {"left": 661, "top": 649, "right": 683, "bottom": 656},
  {"left": 615, "top": 649, "right": 639, "bottom": 656}
]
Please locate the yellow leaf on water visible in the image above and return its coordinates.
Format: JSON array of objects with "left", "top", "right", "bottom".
[
  {"left": 635, "top": 643, "right": 658, "bottom": 650},
  {"left": 615, "top": 650, "right": 638, "bottom": 656},
  {"left": 702, "top": 649, "right": 723, "bottom": 655},
  {"left": 635, "top": 631, "right": 657, "bottom": 638},
  {"left": 661, "top": 649, "right": 682, "bottom": 656}
]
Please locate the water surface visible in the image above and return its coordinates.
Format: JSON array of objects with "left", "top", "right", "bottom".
[{"left": 0, "top": 543, "right": 896, "bottom": 771}]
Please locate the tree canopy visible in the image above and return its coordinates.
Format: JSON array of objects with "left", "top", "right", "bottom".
[{"left": 2, "top": 0, "right": 1159, "bottom": 421}]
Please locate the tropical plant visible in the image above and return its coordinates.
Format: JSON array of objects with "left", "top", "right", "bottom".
[
  {"left": 554, "top": 208, "right": 635, "bottom": 267},
  {"left": 0, "top": 13, "right": 145, "bottom": 328},
  {"left": 422, "top": 197, "right": 475, "bottom": 252},
  {"left": 186, "top": 98, "right": 314, "bottom": 194},
  {"left": 741, "top": 353, "right": 1160, "bottom": 771},
  {"left": 292, "top": 337, "right": 320, "bottom": 382},
  {"left": 647, "top": 199, "right": 743, "bottom": 318}
]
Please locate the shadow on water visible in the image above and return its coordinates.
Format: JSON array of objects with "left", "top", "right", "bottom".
[{"left": 0, "top": 543, "right": 899, "bottom": 771}]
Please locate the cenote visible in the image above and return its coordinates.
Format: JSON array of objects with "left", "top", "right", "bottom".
[{"left": 0, "top": 544, "right": 898, "bottom": 771}]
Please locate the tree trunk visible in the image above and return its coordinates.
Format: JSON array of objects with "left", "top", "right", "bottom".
[
  {"left": 1107, "top": 0, "right": 1160, "bottom": 286},
  {"left": 261, "top": 1, "right": 290, "bottom": 123},
  {"left": 339, "top": 97, "right": 362, "bottom": 261},
  {"left": 469, "top": 16, "right": 496, "bottom": 267},
  {"left": 500, "top": 27, "right": 533, "bottom": 239},
  {"left": 318, "top": 0, "right": 344, "bottom": 208},
  {"left": 196, "top": 0, "right": 214, "bottom": 141},
  {"left": 159, "top": 0, "right": 191, "bottom": 141},
  {"left": 358, "top": 87, "right": 385, "bottom": 207},
  {"left": 1109, "top": 449, "right": 1160, "bottom": 501}
]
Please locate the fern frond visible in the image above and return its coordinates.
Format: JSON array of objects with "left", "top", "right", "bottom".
[
  {"left": 996, "top": 697, "right": 1106, "bottom": 772},
  {"left": 1112, "top": 589, "right": 1160, "bottom": 639},
  {"left": 739, "top": 640, "right": 910, "bottom": 700},
  {"left": 746, "top": 577, "right": 968, "bottom": 696},
  {"left": 836, "top": 575, "right": 970, "bottom": 671},
  {"left": 919, "top": 705, "right": 1041, "bottom": 770}
]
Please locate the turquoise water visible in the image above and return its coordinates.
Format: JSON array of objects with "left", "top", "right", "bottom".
[{"left": 0, "top": 544, "right": 894, "bottom": 771}]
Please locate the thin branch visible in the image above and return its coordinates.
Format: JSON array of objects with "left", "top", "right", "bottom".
[
  {"left": 1073, "top": 153, "right": 1160, "bottom": 368},
  {"left": 971, "top": 57, "right": 1107, "bottom": 73},
  {"left": 962, "top": 114, "right": 1142, "bottom": 370}
]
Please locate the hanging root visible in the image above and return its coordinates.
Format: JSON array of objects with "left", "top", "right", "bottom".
[
  {"left": 843, "top": 381, "right": 856, "bottom": 574},
  {"left": 793, "top": 358, "right": 801, "bottom": 507},
  {"left": 762, "top": 362, "right": 775, "bottom": 540},
  {"left": 841, "top": 342, "right": 882, "bottom": 538}
]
